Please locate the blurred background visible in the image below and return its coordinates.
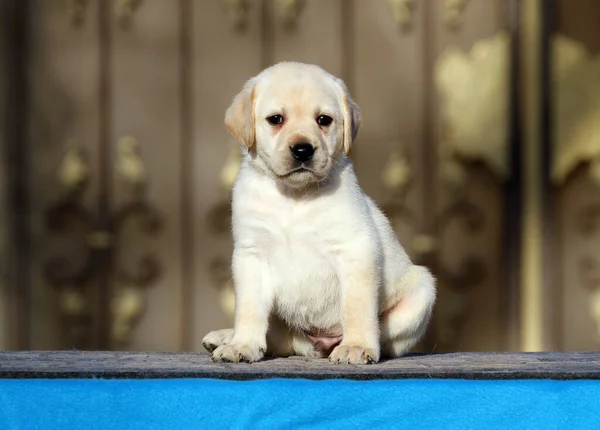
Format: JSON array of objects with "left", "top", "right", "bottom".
[{"left": 1, "top": 0, "right": 599, "bottom": 353}]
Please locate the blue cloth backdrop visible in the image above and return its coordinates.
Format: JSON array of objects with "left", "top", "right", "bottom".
[{"left": 1, "top": 378, "right": 599, "bottom": 429}]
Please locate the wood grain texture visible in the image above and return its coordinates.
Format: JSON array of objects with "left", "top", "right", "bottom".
[
  {"left": 554, "top": 1, "right": 600, "bottom": 351},
  {"left": 0, "top": 351, "right": 598, "bottom": 380},
  {"left": 429, "top": 0, "right": 508, "bottom": 353},
  {"left": 28, "top": 0, "right": 101, "bottom": 349},
  {"left": 110, "top": 0, "right": 183, "bottom": 352}
]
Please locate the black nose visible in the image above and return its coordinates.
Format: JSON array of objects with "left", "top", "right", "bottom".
[{"left": 290, "top": 142, "right": 315, "bottom": 162}]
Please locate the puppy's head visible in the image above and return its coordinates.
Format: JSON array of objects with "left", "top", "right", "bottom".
[{"left": 225, "top": 62, "right": 361, "bottom": 189}]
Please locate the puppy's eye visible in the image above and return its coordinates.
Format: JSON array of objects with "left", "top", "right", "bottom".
[
  {"left": 316, "top": 115, "right": 333, "bottom": 127},
  {"left": 267, "top": 115, "right": 284, "bottom": 125}
]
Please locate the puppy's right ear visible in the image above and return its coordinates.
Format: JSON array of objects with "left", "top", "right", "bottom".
[
  {"left": 336, "top": 79, "right": 362, "bottom": 156},
  {"left": 224, "top": 79, "right": 256, "bottom": 149}
]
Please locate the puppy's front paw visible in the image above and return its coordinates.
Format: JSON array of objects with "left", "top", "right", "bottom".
[
  {"left": 329, "top": 345, "right": 380, "bottom": 365},
  {"left": 211, "top": 343, "right": 265, "bottom": 363},
  {"left": 202, "top": 329, "right": 234, "bottom": 353}
]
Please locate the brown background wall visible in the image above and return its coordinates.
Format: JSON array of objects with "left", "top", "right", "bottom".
[{"left": 1, "top": 0, "right": 599, "bottom": 353}]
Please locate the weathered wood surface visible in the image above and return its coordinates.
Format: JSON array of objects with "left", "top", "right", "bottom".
[{"left": 0, "top": 351, "right": 599, "bottom": 380}]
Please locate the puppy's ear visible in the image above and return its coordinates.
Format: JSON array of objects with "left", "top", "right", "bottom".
[
  {"left": 338, "top": 81, "right": 362, "bottom": 155},
  {"left": 225, "top": 79, "right": 257, "bottom": 149}
]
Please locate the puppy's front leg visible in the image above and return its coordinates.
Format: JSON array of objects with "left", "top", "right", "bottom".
[
  {"left": 211, "top": 251, "right": 272, "bottom": 363},
  {"left": 330, "top": 250, "right": 381, "bottom": 364}
]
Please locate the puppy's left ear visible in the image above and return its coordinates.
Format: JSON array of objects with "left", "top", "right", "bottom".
[
  {"left": 338, "top": 80, "right": 362, "bottom": 155},
  {"left": 225, "top": 79, "right": 257, "bottom": 149}
]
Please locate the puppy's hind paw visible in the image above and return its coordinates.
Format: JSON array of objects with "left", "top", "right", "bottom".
[
  {"left": 211, "top": 343, "right": 265, "bottom": 363},
  {"left": 329, "top": 345, "right": 379, "bottom": 365}
]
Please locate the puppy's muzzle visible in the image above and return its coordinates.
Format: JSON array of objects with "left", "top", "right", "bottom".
[{"left": 290, "top": 142, "right": 315, "bottom": 162}]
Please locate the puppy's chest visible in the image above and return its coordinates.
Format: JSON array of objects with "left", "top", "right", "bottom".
[
  {"left": 255, "top": 208, "right": 343, "bottom": 326},
  {"left": 251, "top": 199, "right": 339, "bottom": 260},
  {"left": 270, "top": 235, "right": 341, "bottom": 329},
  {"left": 267, "top": 216, "right": 338, "bottom": 284}
]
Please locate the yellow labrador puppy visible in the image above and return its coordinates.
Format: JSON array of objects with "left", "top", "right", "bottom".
[{"left": 203, "top": 62, "right": 436, "bottom": 364}]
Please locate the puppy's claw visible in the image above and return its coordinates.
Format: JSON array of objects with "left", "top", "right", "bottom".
[
  {"left": 202, "top": 341, "right": 219, "bottom": 353},
  {"left": 211, "top": 343, "right": 264, "bottom": 363},
  {"left": 219, "top": 353, "right": 247, "bottom": 363},
  {"left": 202, "top": 329, "right": 234, "bottom": 353},
  {"left": 329, "top": 345, "right": 380, "bottom": 365}
]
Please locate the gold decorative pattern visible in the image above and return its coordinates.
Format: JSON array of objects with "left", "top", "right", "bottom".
[
  {"left": 220, "top": 143, "right": 243, "bottom": 191},
  {"left": 46, "top": 146, "right": 94, "bottom": 346},
  {"left": 110, "top": 287, "right": 145, "bottom": 344},
  {"left": 551, "top": 35, "right": 600, "bottom": 187},
  {"left": 384, "top": 191, "right": 486, "bottom": 349},
  {"left": 58, "top": 141, "right": 89, "bottom": 191},
  {"left": 224, "top": 0, "right": 250, "bottom": 31},
  {"left": 277, "top": 0, "right": 305, "bottom": 29},
  {"left": 58, "top": 288, "right": 91, "bottom": 343},
  {"left": 114, "top": 0, "right": 143, "bottom": 28},
  {"left": 443, "top": 0, "right": 469, "bottom": 29},
  {"left": 437, "top": 144, "right": 468, "bottom": 194},
  {"left": 44, "top": 140, "right": 162, "bottom": 348},
  {"left": 412, "top": 234, "right": 437, "bottom": 256},
  {"left": 580, "top": 257, "right": 600, "bottom": 343},
  {"left": 110, "top": 138, "right": 161, "bottom": 345},
  {"left": 59, "top": 288, "right": 87, "bottom": 316},
  {"left": 422, "top": 31, "right": 503, "bottom": 346},
  {"left": 551, "top": 34, "right": 600, "bottom": 345},
  {"left": 432, "top": 200, "right": 486, "bottom": 347},
  {"left": 63, "top": 0, "right": 88, "bottom": 26},
  {"left": 116, "top": 136, "right": 147, "bottom": 195},
  {"left": 379, "top": 146, "right": 417, "bottom": 257},
  {"left": 578, "top": 204, "right": 600, "bottom": 343},
  {"left": 389, "top": 0, "right": 415, "bottom": 31},
  {"left": 381, "top": 149, "right": 411, "bottom": 196},
  {"left": 435, "top": 31, "right": 510, "bottom": 191}
]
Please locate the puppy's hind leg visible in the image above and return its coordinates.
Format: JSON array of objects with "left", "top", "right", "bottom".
[
  {"left": 202, "top": 329, "right": 234, "bottom": 353},
  {"left": 380, "top": 266, "right": 436, "bottom": 358}
]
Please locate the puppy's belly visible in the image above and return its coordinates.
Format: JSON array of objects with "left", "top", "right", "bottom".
[{"left": 269, "top": 245, "right": 342, "bottom": 335}]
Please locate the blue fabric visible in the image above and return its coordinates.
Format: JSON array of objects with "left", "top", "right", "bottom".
[{"left": 0, "top": 378, "right": 599, "bottom": 429}]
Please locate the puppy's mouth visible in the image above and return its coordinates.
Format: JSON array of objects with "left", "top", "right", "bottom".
[{"left": 277, "top": 166, "right": 319, "bottom": 179}]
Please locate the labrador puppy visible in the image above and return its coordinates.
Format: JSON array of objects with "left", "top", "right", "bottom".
[{"left": 203, "top": 62, "right": 436, "bottom": 364}]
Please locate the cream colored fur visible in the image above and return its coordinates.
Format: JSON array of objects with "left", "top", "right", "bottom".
[{"left": 203, "top": 62, "right": 436, "bottom": 364}]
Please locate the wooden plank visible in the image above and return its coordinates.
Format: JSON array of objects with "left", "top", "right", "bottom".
[
  {"left": 110, "top": 0, "right": 183, "bottom": 351},
  {"left": 0, "top": 351, "right": 599, "bottom": 380},
  {"left": 351, "top": 0, "right": 424, "bottom": 219},
  {"left": 429, "top": 0, "right": 509, "bottom": 352},
  {"left": 0, "top": 0, "right": 10, "bottom": 350},
  {"left": 554, "top": 0, "right": 600, "bottom": 351},
  {"left": 268, "top": 0, "right": 344, "bottom": 76},
  {"left": 27, "top": 0, "right": 101, "bottom": 349}
]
